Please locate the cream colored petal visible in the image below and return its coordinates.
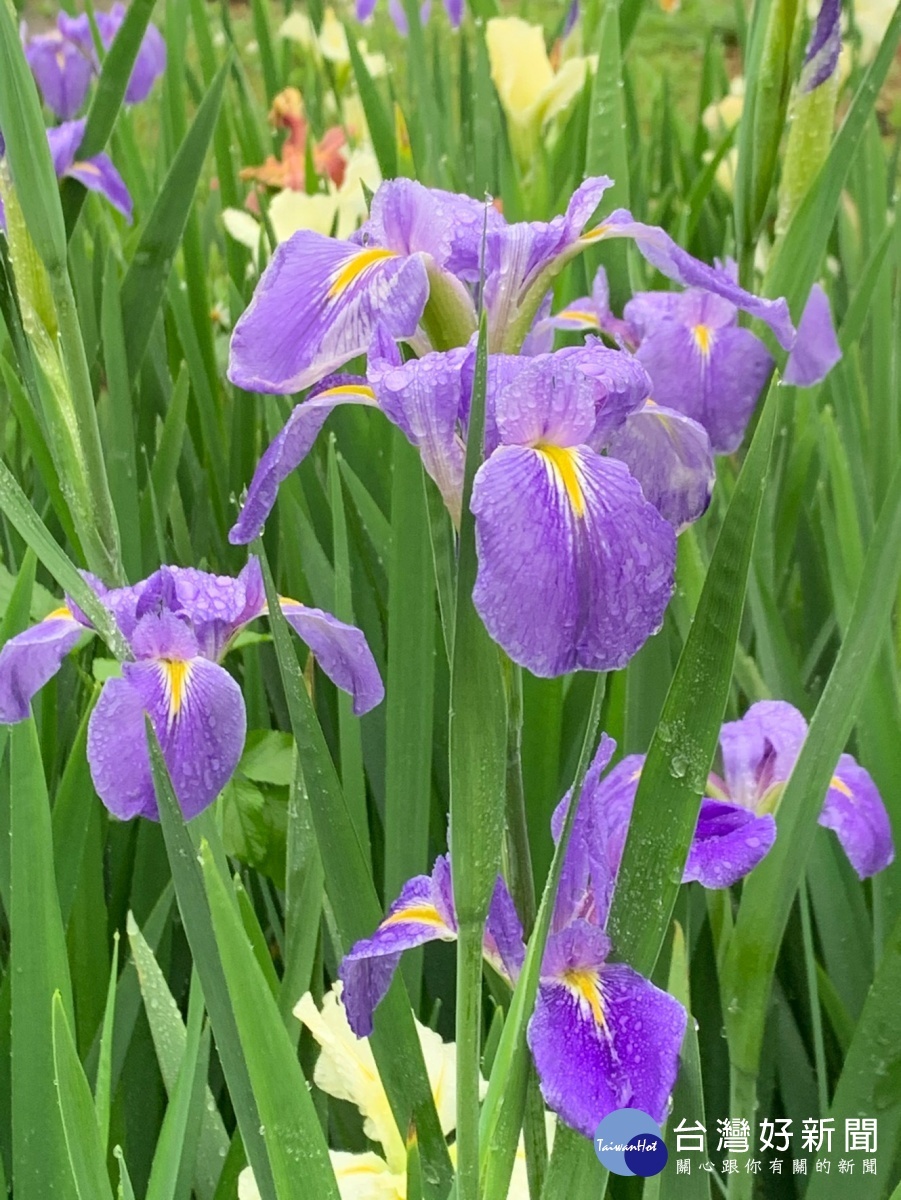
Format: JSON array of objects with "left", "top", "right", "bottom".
[
  {"left": 538, "top": 55, "right": 593, "bottom": 126},
  {"left": 294, "top": 988, "right": 405, "bottom": 1171},
  {"left": 221, "top": 208, "right": 262, "bottom": 261},
  {"left": 331, "top": 1151, "right": 407, "bottom": 1200},
  {"left": 505, "top": 1115, "right": 557, "bottom": 1200},
  {"left": 486, "top": 17, "right": 555, "bottom": 128},
  {"left": 335, "top": 149, "right": 382, "bottom": 239},
  {"left": 237, "top": 1166, "right": 262, "bottom": 1200},
  {"left": 359, "top": 40, "right": 387, "bottom": 79},
  {"left": 279, "top": 11, "right": 316, "bottom": 46},
  {"left": 320, "top": 7, "right": 351, "bottom": 63},
  {"left": 268, "top": 188, "right": 338, "bottom": 242}
]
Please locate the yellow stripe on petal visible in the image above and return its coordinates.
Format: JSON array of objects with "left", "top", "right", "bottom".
[
  {"left": 538, "top": 444, "right": 586, "bottom": 518},
  {"left": 563, "top": 967, "right": 606, "bottom": 1029},
  {"left": 313, "top": 383, "right": 377, "bottom": 402},
  {"left": 558, "top": 308, "right": 601, "bottom": 327},
  {"left": 160, "top": 659, "right": 192, "bottom": 722},
  {"left": 580, "top": 223, "right": 609, "bottom": 243},
  {"left": 692, "top": 324, "right": 714, "bottom": 357},
  {"left": 43, "top": 605, "right": 74, "bottom": 622},
  {"left": 73, "top": 160, "right": 101, "bottom": 177},
  {"left": 381, "top": 903, "right": 448, "bottom": 930},
  {"left": 830, "top": 774, "right": 853, "bottom": 799},
  {"left": 328, "top": 247, "right": 398, "bottom": 298}
]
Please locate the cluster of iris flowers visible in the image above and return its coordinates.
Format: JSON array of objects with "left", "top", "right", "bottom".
[
  {"left": 0, "top": 6, "right": 166, "bottom": 230},
  {"left": 0, "top": 164, "right": 890, "bottom": 1144}
]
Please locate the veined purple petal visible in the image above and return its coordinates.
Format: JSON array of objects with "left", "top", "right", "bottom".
[
  {"left": 229, "top": 379, "right": 379, "bottom": 544},
  {"left": 632, "top": 315, "right": 773, "bottom": 454},
  {"left": 87, "top": 617, "right": 246, "bottom": 821},
  {"left": 279, "top": 600, "right": 384, "bottom": 715},
  {"left": 24, "top": 29, "right": 93, "bottom": 119},
  {"left": 820, "top": 754, "right": 894, "bottom": 878},
  {"left": 528, "top": 921, "right": 686, "bottom": 1135},
  {"left": 589, "top": 211, "right": 796, "bottom": 350},
  {"left": 136, "top": 559, "right": 266, "bottom": 660},
  {"left": 801, "top": 0, "right": 841, "bottom": 92},
  {"left": 492, "top": 353, "right": 599, "bottom": 447},
  {"left": 65, "top": 153, "right": 132, "bottom": 221},
  {"left": 484, "top": 177, "right": 613, "bottom": 341},
  {"left": 555, "top": 340, "right": 652, "bottom": 445},
  {"left": 551, "top": 735, "right": 620, "bottom": 928},
  {"left": 484, "top": 876, "right": 526, "bottom": 984},
  {"left": 0, "top": 607, "right": 90, "bottom": 723},
  {"left": 606, "top": 401, "right": 715, "bottom": 530},
  {"left": 782, "top": 284, "right": 841, "bottom": 386},
  {"left": 363, "top": 179, "right": 501, "bottom": 282},
  {"left": 471, "top": 446, "right": 675, "bottom": 676},
  {"left": 684, "top": 798, "right": 776, "bottom": 888},
  {"left": 719, "top": 701, "right": 808, "bottom": 811},
  {"left": 228, "top": 232, "right": 429, "bottom": 394},
  {"left": 340, "top": 860, "right": 458, "bottom": 1036},
  {"left": 368, "top": 332, "right": 469, "bottom": 518}
]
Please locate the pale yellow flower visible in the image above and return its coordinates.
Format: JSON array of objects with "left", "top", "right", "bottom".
[
  {"left": 280, "top": 7, "right": 386, "bottom": 76},
  {"left": 237, "top": 985, "right": 550, "bottom": 1200},
  {"left": 486, "top": 17, "right": 595, "bottom": 166}
]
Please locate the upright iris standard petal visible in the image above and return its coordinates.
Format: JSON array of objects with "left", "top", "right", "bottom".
[
  {"left": 782, "top": 283, "right": 842, "bottom": 386},
  {"left": 279, "top": 599, "right": 385, "bottom": 716},
  {"left": 622, "top": 289, "right": 774, "bottom": 454},
  {"left": 87, "top": 612, "right": 246, "bottom": 821},
  {"left": 229, "top": 379, "right": 379, "bottom": 543},
  {"left": 0, "top": 607, "right": 89, "bottom": 722},
  {"left": 586, "top": 210, "right": 796, "bottom": 349},
  {"left": 471, "top": 446, "right": 675, "bottom": 676},
  {"left": 228, "top": 232, "right": 429, "bottom": 393},
  {"left": 719, "top": 700, "right": 809, "bottom": 807},
  {"left": 483, "top": 176, "right": 612, "bottom": 346},
  {"left": 341, "top": 858, "right": 458, "bottom": 1037},
  {"left": 605, "top": 401, "right": 715, "bottom": 530},
  {"left": 820, "top": 755, "right": 894, "bottom": 878},
  {"left": 683, "top": 799, "right": 777, "bottom": 888},
  {"left": 68, "top": 2, "right": 167, "bottom": 103},
  {"left": 528, "top": 920, "right": 686, "bottom": 1135},
  {"left": 24, "top": 24, "right": 93, "bottom": 119}
]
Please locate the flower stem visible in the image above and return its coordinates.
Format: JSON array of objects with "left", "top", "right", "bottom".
[
  {"left": 727, "top": 1064, "right": 758, "bottom": 1200},
  {"left": 455, "top": 918, "right": 485, "bottom": 1200}
]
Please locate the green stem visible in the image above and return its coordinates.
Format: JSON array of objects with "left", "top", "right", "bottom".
[
  {"left": 727, "top": 1065, "right": 758, "bottom": 1200},
  {"left": 800, "top": 877, "right": 829, "bottom": 1116},
  {"left": 50, "top": 272, "right": 124, "bottom": 584},
  {"left": 455, "top": 920, "right": 485, "bottom": 1200},
  {"left": 503, "top": 661, "right": 536, "bottom": 937}
]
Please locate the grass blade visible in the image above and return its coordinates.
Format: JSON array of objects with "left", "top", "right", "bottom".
[{"left": 52, "top": 993, "right": 116, "bottom": 1200}]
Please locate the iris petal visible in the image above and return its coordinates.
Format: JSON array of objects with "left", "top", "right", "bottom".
[
  {"left": 471, "top": 446, "right": 674, "bottom": 676},
  {"left": 87, "top": 652, "right": 246, "bottom": 821},
  {"left": 820, "top": 754, "right": 894, "bottom": 878},
  {"left": 279, "top": 598, "right": 385, "bottom": 715},
  {"left": 228, "top": 232, "right": 429, "bottom": 394},
  {"left": 0, "top": 609, "right": 88, "bottom": 723}
]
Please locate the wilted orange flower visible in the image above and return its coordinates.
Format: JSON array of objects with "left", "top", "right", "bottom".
[{"left": 240, "top": 87, "right": 347, "bottom": 191}]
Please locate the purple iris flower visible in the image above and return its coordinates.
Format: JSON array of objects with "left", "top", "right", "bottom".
[
  {"left": 356, "top": 0, "right": 462, "bottom": 34},
  {"left": 0, "top": 558, "right": 383, "bottom": 822},
  {"left": 61, "top": 3, "right": 167, "bottom": 105},
  {"left": 544, "top": 266, "right": 841, "bottom": 453},
  {"left": 230, "top": 336, "right": 715, "bottom": 677},
  {"left": 228, "top": 175, "right": 818, "bottom": 398},
  {"left": 0, "top": 119, "right": 132, "bottom": 231},
  {"left": 339, "top": 855, "right": 526, "bottom": 1037},
  {"left": 23, "top": 15, "right": 94, "bottom": 119},
  {"left": 571, "top": 701, "right": 893, "bottom": 892}
]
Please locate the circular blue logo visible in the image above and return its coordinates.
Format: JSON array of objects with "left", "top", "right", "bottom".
[{"left": 593, "top": 1108, "right": 668, "bottom": 1177}]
